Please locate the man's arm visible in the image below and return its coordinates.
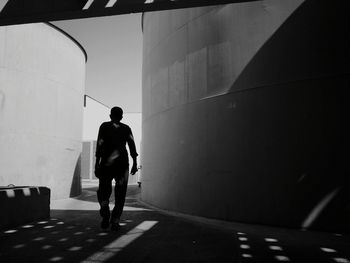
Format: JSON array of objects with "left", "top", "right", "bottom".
[{"left": 126, "top": 127, "right": 138, "bottom": 175}]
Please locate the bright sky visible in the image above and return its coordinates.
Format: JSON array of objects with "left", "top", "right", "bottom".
[{"left": 53, "top": 14, "right": 143, "bottom": 113}]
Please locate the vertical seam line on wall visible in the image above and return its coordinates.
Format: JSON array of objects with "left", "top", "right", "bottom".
[
  {"left": 206, "top": 33, "right": 209, "bottom": 102},
  {"left": 186, "top": 24, "right": 189, "bottom": 104},
  {"left": 89, "top": 140, "right": 94, "bottom": 180},
  {"left": 3, "top": 27, "right": 7, "bottom": 67},
  {"left": 167, "top": 57, "right": 170, "bottom": 109}
]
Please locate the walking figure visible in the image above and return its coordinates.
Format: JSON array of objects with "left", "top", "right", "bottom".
[{"left": 95, "top": 106, "right": 138, "bottom": 230}]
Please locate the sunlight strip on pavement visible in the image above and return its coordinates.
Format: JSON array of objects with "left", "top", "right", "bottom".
[{"left": 81, "top": 221, "right": 158, "bottom": 263}]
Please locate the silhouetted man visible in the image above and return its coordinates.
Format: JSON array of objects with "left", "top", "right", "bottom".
[{"left": 95, "top": 106, "right": 138, "bottom": 230}]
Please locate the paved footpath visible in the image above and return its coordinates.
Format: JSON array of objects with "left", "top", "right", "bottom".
[{"left": 0, "top": 183, "right": 349, "bottom": 263}]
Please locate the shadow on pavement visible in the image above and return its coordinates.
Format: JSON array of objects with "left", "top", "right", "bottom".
[
  {"left": 1, "top": 185, "right": 350, "bottom": 262},
  {"left": 0, "top": 185, "right": 238, "bottom": 262}
]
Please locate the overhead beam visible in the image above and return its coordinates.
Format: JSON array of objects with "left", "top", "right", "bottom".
[{"left": 0, "top": 0, "right": 260, "bottom": 26}]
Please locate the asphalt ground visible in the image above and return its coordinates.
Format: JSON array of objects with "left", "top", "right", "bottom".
[{"left": 1, "top": 183, "right": 349, "bottom": 263}]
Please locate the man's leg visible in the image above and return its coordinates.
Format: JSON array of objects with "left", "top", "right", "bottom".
[
  {"left": 111, "top": 166, "right": 129, "bottom": 228},
  {"left": 97, "top": 175, "right": 113, "bottom": 229}
]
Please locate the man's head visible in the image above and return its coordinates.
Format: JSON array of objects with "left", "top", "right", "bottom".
[{"left": 110, "top": 106, "right": 123, "bottom": 122}]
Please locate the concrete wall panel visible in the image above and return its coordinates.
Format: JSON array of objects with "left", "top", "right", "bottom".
[
  {"left": 188, "top": 47, "right": 207, "bottom": 102},
  {"left": 0, "top": 29, "right": 5, "bottom": 68},
  {"left": 0, "top": 23, "right": 85, "bottom": 199},
  {"left": 142, "top": 0, "right": 350, "bottom": 233}
]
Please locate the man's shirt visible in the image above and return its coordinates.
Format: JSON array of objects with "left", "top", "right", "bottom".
[{"left": 96, "top": 121, "right": 138, "bottom": 167}]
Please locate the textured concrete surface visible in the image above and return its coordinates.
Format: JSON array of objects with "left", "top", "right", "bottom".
[
  {"left": 0, "top": 23, "right": 86, "bottom": 199},
  {"left": 0, "top": 186, "right": 50, "bottom": 229},
  {"left": 0, "top": 184, "right": 350, "bottom": 262},
  {"left": 141, "top": 0, "right": 350, "bottom": 232}
]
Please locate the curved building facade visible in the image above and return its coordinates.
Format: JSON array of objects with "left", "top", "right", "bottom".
[
  {"left": 0, "top": 23, "right": 86, "bottom": 199},
  {"left": 141, "top": 0, "right": 349, "bottom": 232}
]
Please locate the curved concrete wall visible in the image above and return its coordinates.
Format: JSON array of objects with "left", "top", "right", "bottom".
[
  {"left": 141, "top": 0, "right": 350, "bottom": 232},
  {"left": 0, "top": 23, "right": 86, "bottom": 199}
]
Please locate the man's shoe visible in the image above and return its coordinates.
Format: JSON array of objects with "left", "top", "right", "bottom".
[
  {"left": 110, "top": 222, "right": 120, "bottom": 231},
  {"left": 100, "top": 218, "right": 109, "bottom": 229},
  {"left": 110, "top": 218, "right": 120, "bottom": 231}
]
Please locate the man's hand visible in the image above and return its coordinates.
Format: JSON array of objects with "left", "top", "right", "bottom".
[
  {"left": 94, "top": 164, "right": 101, "bottom": 178},
  {"left": 95, "top": 157, "right": 101, "bottom": 178},
  {"left": 130, "top": 163, "right": 138, "bottom": 175}
]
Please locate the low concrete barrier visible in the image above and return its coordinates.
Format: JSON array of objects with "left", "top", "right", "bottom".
[{"left": 0, "top": 186, "right": 50, "bottom": 229}]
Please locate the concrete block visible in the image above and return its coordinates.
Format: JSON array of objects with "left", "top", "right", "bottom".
[{"left": 0, "top": 186, "right": 50, "bottom": 229}]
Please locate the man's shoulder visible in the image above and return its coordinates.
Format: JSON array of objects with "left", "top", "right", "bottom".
[
  {"left": 100, "top": 121, "right": 112, "bottom": 126},
  {"left": 100, "top": 121, "right": 130, "bottom": 130},
  {"left": 119, "top": 122, "right": 131, "bottom": 130},
  {"left": 99, "top": 121, "right": 112, "bottom": 130}
]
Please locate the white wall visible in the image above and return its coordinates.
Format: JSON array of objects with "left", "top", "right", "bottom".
[
  {"left": 82, "top": 96, "right": 142, "bottom": 184},
  {"left": 83, "top": 96, "right": 141, "bottom": 155},
  {"left": 0, "top": 23, "right": 86, "bottom": 199},
  {"left": 83, "top": 96, "right": 110, "bottom": 141}
]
